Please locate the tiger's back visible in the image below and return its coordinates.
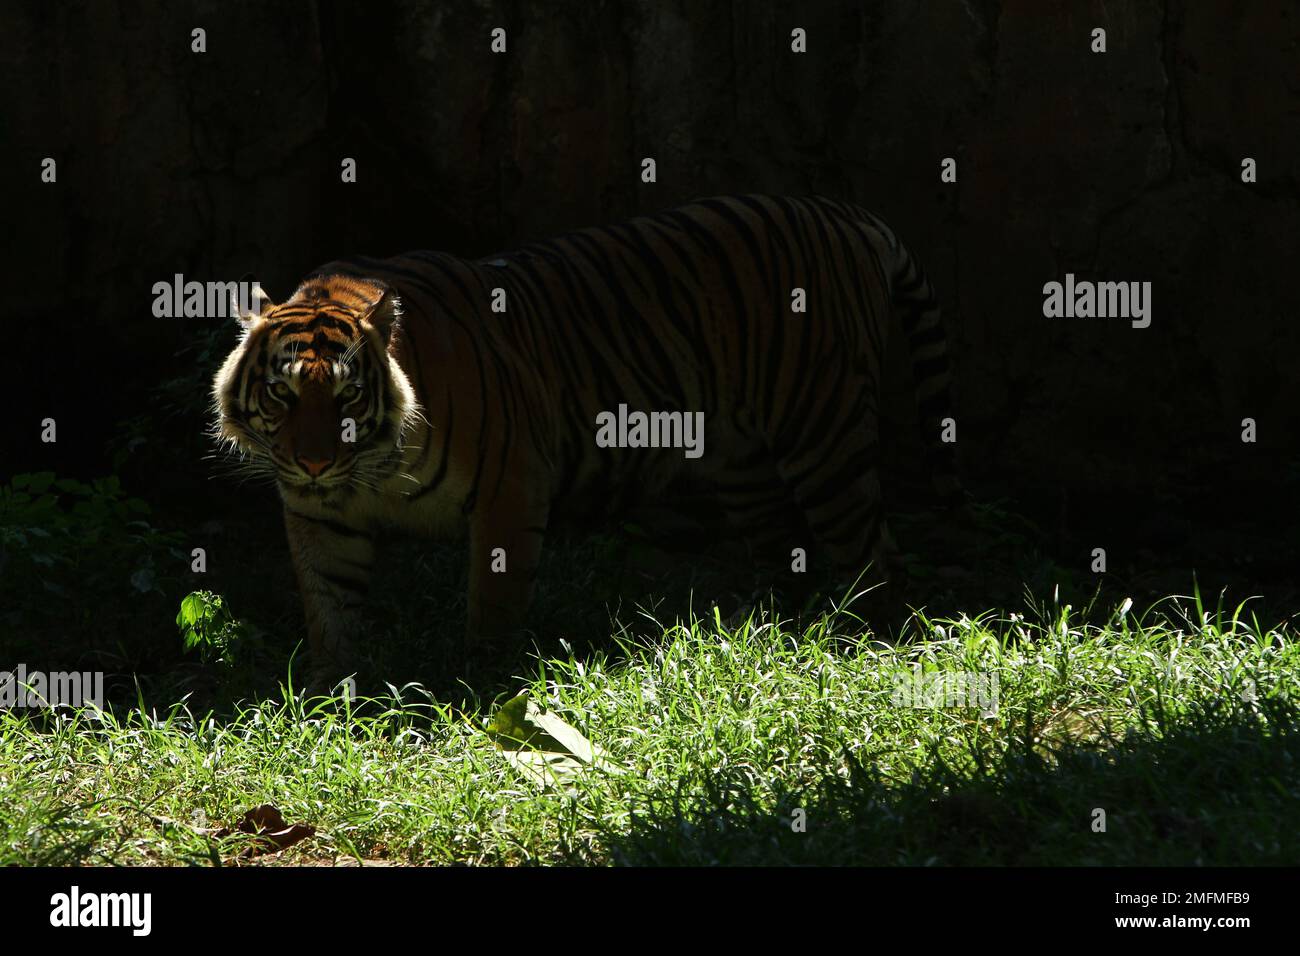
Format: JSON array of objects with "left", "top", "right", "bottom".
[{"left": 323, "top": 195, "right": 951, "bottom": 521}]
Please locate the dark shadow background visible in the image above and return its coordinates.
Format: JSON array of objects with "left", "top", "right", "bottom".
[{"left": 2, "top": 1, "right": 1298, "bottom": 686}]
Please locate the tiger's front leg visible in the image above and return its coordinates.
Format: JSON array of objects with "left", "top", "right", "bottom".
[
  {"left": 465, "top": 490, "right": 550, "bottom": 657},
  {"left": 283, "top": 507, "right": 375, "bottom": 692}
]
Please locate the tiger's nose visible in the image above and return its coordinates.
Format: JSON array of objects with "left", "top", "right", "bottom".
[{"left": 297, "top": 456, "right": 333, "bottom": 477}]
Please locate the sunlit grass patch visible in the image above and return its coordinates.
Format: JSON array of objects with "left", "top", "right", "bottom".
[{"left": 2, "top": 590, "right": 1297, "bottom": 865}]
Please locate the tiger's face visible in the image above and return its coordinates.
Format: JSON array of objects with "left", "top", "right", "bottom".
[{"left": 210, "top": 276, "right": 418, "bottom": 499}]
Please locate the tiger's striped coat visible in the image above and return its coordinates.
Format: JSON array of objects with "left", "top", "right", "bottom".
[{"left": 211, "top": 195, "right": 957, "bottom": 683}]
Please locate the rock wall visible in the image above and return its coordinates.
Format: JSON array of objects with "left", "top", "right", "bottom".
[{"left": 6, "top": 0, "right": 1298, "bottom": 493}]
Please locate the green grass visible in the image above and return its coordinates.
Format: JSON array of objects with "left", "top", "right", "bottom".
[{"left": 3, "top": 591, "right": 1297, "bottom": 866}]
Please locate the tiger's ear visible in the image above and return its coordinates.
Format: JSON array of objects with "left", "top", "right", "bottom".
[
  {"left": 359, "top": 286, "right": 403, "bottom": 347},
  {"left": 232, "top": 274, "right": 274, "bottom": 331}
]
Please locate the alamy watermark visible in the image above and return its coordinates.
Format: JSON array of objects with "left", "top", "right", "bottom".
[
  {"left": 49, "top": 886, "right": 151, "bottom": 936},
  {"left": 1042, "top": 273, "right": 1151, "bottom": 328},
  {"left": 892, "top": 668, "right": 999, "bottom": 716},
  {"left": 1, "top": 664, "right": 104, "bottom": 710},
  {"left": 595, "top": 403, "right": 705, "bottom": 459},
  {"left": 152, "top": 274, "right": 265, "bottom": 319}
]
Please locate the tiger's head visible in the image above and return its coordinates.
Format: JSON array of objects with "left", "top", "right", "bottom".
[{"left": 210, "top": 275, "right": 419, "bottom": 499}]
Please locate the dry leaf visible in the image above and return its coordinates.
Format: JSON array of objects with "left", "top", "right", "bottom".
[{"left": 233, "top": 803, "right": 316, "bottom": 857}]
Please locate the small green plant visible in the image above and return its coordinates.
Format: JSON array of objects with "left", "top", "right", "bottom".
[{"left": 176, "top": 590, "right": 248, "bottom": 668}]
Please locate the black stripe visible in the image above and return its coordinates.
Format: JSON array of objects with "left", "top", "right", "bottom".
[
  {"left": 318, "top": 569, "right": 368, "bottom": 593},
  {"left": 410, "top": 389, "right": 455, "bottom": 500}
]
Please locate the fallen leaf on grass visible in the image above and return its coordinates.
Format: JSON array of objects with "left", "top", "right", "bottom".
[
  {"left": 486, "top": 694, "right": 621, "bottom": 787},
  {"left": 228, "top": 804, "right": 316, "bottom": 857},
  {"left": 150, "top": 804, "right": 315, "bottom": 859},
  {"left": 499, "top": 749, "right": 588, "bottom": 786}
]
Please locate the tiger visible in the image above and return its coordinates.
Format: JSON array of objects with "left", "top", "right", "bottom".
[{"left": 211, "top": 194, "right": 958, "bottom": 688}]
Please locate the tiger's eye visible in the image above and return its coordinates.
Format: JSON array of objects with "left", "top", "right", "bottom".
[{"left": 268, "top": 381, "right": 294, "bottom": 402}]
